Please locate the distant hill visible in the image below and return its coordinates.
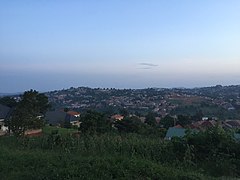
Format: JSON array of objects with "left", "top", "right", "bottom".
[
  {"left": 0, "top": 92, "right": 22, "bottom": 97},
  {"left": 44, "top": 85, "right": 240, "bottom": 120}
]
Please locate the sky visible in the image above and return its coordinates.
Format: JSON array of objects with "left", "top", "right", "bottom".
[{"left": 1, "top": 0, "right": 240, "bottom": 93}]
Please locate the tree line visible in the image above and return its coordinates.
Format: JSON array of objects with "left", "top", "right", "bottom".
[{"left": 2, "top": 90, "right": 50, "bottom": 136}]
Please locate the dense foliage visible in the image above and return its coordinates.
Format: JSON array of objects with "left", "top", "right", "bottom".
[
  {"left": 1, "top": 88, "right": 240, "bottom": 179},
  {"left": 79, "top": 110, "right": 112, "bottom": 134},
  {"left": 0, "top": 96, "right": 17, "bottom": 108},
  {"left": 0, "top": 126, "right": 239, "bottom": 179},
  {"left": 5, "top": 90, "right": 50, "bottom": 136}
]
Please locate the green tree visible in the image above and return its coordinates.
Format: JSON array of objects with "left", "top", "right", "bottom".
[
  {"left": 79, "top": 110, "right": 112, "bottom": 134},
  {"left": 177, "top": 115, "right": 191, "bottom": 126},
  {"left": 36, "top": 93, "right": 51, "bottom": 114},
  {"left": 145, "top": 112, "right": 156, "bottom": 127},
  {"left": 192, "top": 110, "right": 203, "bottom": 121},
  {"left": 64, "top": 107, "right": 69, "bottom": 112},
  {"left": 119, "top": 108, "right": 129, "bottom": 116},
  {"left": 7, "top": 90, "right": 50, "bottom": 136},
  {"left": 115, "top": 116, "right": 144, "bottom": 133},
  {"left": 160, "top": 115, "right": 175, "bottom": 129},
  {"left": 0, "top": 96, "right": 17, "bottom": 108},
  {"left": 186, "top": 126, "right": 235, "bottom": 159},
  {"left": 63, "top": 114, "right": 71, "bottom": 129}
]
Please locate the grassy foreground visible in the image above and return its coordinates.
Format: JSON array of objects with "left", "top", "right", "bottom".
[
  {"left": 42, "top": 126, "right": 77, "bottom": 135},
  {"left": 0, "top": 138, "right": 211, "bottom": 180},
  {"left": 0, "top": 127, "right": 239, "bottom": 179}
]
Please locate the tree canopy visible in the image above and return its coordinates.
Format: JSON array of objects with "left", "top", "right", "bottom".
[
  {"left": 7, "top": 90, "right": 50, "bottom": 136},
  {"left": 145, "top": 112, "right": 157, "bottom": 127},
  {"left": 0, "top": 96, "right": 17, "bottom": 108},
  {"left": 114, "top": 116, "right": 145, "bottom": 133},
  {"left": 160, "top": 115, "right": 175, "bottom": 129},
  {"left": 79, "top": 110, "right": 112, "bottom": 134}
]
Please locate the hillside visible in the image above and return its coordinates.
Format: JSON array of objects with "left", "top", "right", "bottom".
[{"left": 46, "top": 85, "right": 240, "bottom": 120}]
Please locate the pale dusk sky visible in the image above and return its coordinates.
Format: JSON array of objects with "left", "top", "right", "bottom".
[{"left": 1, "top": 0, "right": 240, "bottom": 93}]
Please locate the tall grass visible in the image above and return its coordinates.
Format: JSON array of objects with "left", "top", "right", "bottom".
[
  {"left": 0, "top": 135, "right": 211, "bottom": 180},
  {"left": 0, "top": 132, "right": 238, "bottom": 179}
]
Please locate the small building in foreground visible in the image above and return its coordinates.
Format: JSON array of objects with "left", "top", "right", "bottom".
[{"left": 165, "top": 127, "right": 186, "bottom": 140}]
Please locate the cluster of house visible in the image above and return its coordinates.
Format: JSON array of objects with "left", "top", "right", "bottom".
[
  {"left": 0, "top": 103, "right": 82, "bottom": 136},
  {"left": 45, "top": 110, "right": 81, "bottom": 127},
  {"left": 46, "top": 87, "right": 179, "bottom": 117},
  {"left": 109, "top": 114, "right": 240, "bottom": 142},
  {"left": 165, "top": 119, "right": 240, "bottom": 141},
  {"left": 1, "top": 102, "right": 240, "bottom": 141},
  {"left": 47, "top": 88, "right": 239, "bottom": 122}
]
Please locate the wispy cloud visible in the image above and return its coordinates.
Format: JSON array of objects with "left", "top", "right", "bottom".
[
  {"left": 137, "top": 62, "right": 158, "bottom": 69},
  {"left": 138, "top": 63, "right": 158, "bottom": 67}
]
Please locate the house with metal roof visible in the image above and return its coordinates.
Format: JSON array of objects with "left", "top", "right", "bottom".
[
  {"left": 45, "top": 110, "right": 80, "bottom": 127},
  {"left": 165, "top": 127, "right": 186, "bottom": 140},
  {"left": 234, "top": 133, "right": 240, "bottom": 142}
]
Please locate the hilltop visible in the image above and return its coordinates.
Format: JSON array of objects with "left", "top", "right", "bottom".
[{"left": 46, "top": 85, "right": 240, "bottom": 120}]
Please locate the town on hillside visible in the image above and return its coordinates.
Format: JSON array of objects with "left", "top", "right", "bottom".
[
  {"left": 0, "top": 85, "right": 240, "bottom": 140},
  {"left": 1, "top": 87, "right": 240, "bottom": 179}
]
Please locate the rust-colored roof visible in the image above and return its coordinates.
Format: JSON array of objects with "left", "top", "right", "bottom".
[
  {"left": 190, "top": 120, "right": 217, "bottom": 130},
  {"left": 174, "top": 124, "right": 183, "bottom": 128},
  {"left": 111, "top": 114, "right": 124, "bottom": 120},
  {"left": 225, "top": 120, "right": 240, "bottom": 127},
  {"left": 201, "top": 121, "right": 215, "bottom": 128},
  {"left": 67, "top": 111, "right": 80, "bottom": 116}
]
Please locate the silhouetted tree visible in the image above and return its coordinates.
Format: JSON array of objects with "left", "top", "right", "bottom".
[
  {"left": 0, "top": 96, "right": 17, "bottom": 108},
  {"left": 119, "top": 108, "right": 129, "bottom": 117},
  {"left": 177, "top": 115, "right": 191, "bottom": 126},
  {"left": 193, "top": 110, "right": 203, "bottom": 121},
  {"left": 145, "top": 112, "right": 156, "bottom": 127},
  {"left": 64, "top": 107, "right": 69, "bottom": 112},
  {"left": 79, "top": 110, "right": 112, "bottom": 134},
  {"left": 7, "top": 90, "right": 50, "bottom": 136},
  {"left": 160, "top": 115, "right": 175, "bottom": 129},
  {"left": 115, "top": 116, "right": 144, "bottom": 133}
]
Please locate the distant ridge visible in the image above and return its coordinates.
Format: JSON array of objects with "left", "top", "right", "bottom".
[
  {"left": 46, "top": 84, "right": 240, "bottom": 92},
  {"left": 0, "top": 92, "right": 22, "bottom": 97}
]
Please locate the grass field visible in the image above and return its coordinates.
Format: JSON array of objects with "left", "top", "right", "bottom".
[
  {"left": 0, "top": 127, "right": 239, "bottom": 179},
  {"left": 42, "top": 126, "right": 77, "bottom": 135},
  {"left": 0, "top": 135, "right": 214, "bottom": 180}
]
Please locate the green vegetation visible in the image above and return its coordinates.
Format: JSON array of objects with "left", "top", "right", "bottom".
[
  {"left": 159, "top": 115, "right": 175, "bottom": 129},
  {"left": 5, "top": 90, "right": 51, "bottom": 136},
  {"left": 43, "top": 126, "right": 77, "bottom": 135},
  {"left": 0, "top": 96, "right": 17, "bottom": 108},
  {"left": 171, "top": 104, "right": 240, "bottom": 119},
  {"left": 0, "top": 126, "right": 239, "bottom": 179},
  {"left": 79, "top": 110, "right": 112, "bottom": 134},
  {"left": 0, "top": 134, "right": 207, "bottom": 180},
  {"left": 1, "top": 88, "right": 240, "bottom": 179}
]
